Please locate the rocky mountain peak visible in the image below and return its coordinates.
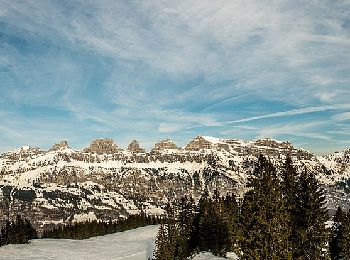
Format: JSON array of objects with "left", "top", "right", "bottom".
[
  {"left": 83, "top": 138, "right": 119, "bottom": 154},
  {"left": 127, "top": 140, "right": 146, "bottom": 153},
  {"left": 185, "top": 136, "right": 230, "bottom": 151},
  {"left": 185, "top": 136, "right": 214, "bottom": 151},
  {"left": 152, "top": 139, "right": 179, "bottom": 152},
  {"left": 49, "top": 141, "right": 70, "bottom": 151},
  {"left": 254, "top": 138, "right": 293, "bottom": 150}
]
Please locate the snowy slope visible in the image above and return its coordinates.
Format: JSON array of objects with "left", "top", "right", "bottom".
[
  {"left": 0, "top": 225, "right": 159, "bottom": 260},
  {"left": 193, "top": 252, "right": 238, "bottom": 259},
  {"left": 0, "top": 136, "right": 349, "bottom": 230}
]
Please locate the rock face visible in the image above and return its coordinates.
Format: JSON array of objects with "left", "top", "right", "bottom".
[
  {"left": 152, "top": 139, "right": 179, "bottom": 152},
  {"left": 185, "top": 136, "right": 214, "bottom": 150},
  {"left": 83, "top": 138, "right": 119, "bottom": 154},
  {"left": 254, "top": 139, "right": 293, "bottom": 150},
  {"left": 49, "top": 141, "right": 70, "bottom": 151},
  {"left": 0, "top": 136, "right": 349, "bottom": 234},
  {"left": 127, "top": 140, "right": 146, "bottom": 153}
]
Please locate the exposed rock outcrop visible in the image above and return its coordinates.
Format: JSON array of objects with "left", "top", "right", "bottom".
[
  {"left": 83, "top": 138, "right": 119, "bottom": 154},
  {"left": 152, "top": 139, "right": 179, "bottom": 152},
  {"left": 254, "top": 138, "right": 293, "bottom": 150},
  {"left": 49, "top": 141, "right": 70, "bottom": 151},
  {"left": 185, "top": 136, "right": 213, "bottom": 151},
  {"left": 127, "top": 140, "right": 146, "bottom": 153}
]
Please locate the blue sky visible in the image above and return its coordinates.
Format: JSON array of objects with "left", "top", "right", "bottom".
[{"left": 0, "top": 0, "right": 350, "bottom": 154}]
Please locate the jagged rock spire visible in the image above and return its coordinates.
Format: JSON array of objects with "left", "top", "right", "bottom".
[
  {"left": 127, "top": 140, "right": 146, "bottom": 153},
  {"left": 49, "top": 141, "right": 70, "bottom": 151},
  {"left": 185, "top": 136, "right": 213, "bottom": 151},
  {"left": 83, "top": 138, "right": 119, "bottom": 154},
  {"left": 152, "top": 139, "right": 179, "bottom": 152}
]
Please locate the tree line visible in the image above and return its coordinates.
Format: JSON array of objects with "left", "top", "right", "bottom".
[
  {"left": 0, "top": 215, "right": 37, "bottom": 247},
  {"left": 154, "top": 155, "right": 350, "bottom": 259},
  {"left": 42, "top": 213, "right": 160, "bottom": 239},
  {"left": 0, "top": 213, "right": 160, "bottom": 246}
]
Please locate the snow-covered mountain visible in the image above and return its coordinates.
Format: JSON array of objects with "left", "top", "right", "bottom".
[{"left": 0, "top": 136, "right": 349, "bottom": 232}]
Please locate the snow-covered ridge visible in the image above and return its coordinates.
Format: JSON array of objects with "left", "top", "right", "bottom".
[
  {"left": 0, "top": 136, "right": 349, "bottom": 233},
  {"left": 2, "top": 136, "right": 303, "bottom": 154}
]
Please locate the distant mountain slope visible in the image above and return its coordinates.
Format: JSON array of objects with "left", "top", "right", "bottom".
[{"left": 0, "top": 136, "right": 349, "bottom": 232}]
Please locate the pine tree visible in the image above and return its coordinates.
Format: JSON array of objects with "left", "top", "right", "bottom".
[
  {"left": 330, "top": 207, "right": 350, "bottom": 260},
  {"left": 211, "top": 194, "right": 232, "bottom": 257},
  {"left": 177, "top": 196, "right": 195, "bottom": 258},
  {"left": 240, "top": 154, "right": 291, "bottom": 259},
  {"left": 154, "top": 222, "right": 173, "bottom": 260},
  {"left": 330, "top": 206, "right": 344, "bottom": 259},
  {"left": 280, "top": 155, "right": 299, "bottom": 254},
  {"left": 294, "top": 170, "right": 328, "bottom": 259},
  {"left": 154, "top": 203, "right": 180, "bottom": 259},
  {"left": 222, "top": 193, "right": 239, "bottom": 253},
  {"left": 0, "top": 215, "right": 37, "bottom": 247}
]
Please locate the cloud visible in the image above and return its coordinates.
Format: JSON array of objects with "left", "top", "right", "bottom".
[
  {"left": 333, "top": 112, "right": 350, "bottom": 121},
  {"left": 256, "top": 121, "right": 334, "bottom": 142},
  {"left": 228, "top": 104, "right": 350, "bottom": 123},
  {"left": 0, "top": 0, "right": 350, "bottom": 154}
]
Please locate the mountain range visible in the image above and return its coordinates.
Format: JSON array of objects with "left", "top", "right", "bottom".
[{"left": 0, "top": 136, "right": 349, "bottom": 233}]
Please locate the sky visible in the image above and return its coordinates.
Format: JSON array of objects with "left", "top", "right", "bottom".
[{"left": 0, "top": 0, "right": 349, "bottom": 155}]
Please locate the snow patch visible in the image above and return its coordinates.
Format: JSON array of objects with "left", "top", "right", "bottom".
[
  {"left": 0, "top": 225, "right": 159, "bottom": 260},
  {"left": 72, "top": 212, "right": 97, "bottom": 223},
  {"left": 193, "top": 252, "right": 239, "bottom": 259}
]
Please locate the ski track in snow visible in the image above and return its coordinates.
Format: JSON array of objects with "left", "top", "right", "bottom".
[{"left": 0, "top": 226, "right": 159, "bottom": 260}]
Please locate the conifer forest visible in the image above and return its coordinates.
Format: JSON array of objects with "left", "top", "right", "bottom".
[
  {"left": 1, "top": 155, "right": 350, "bottom": 260},
  {"left": 154, "top": 155, "right": 350, "bottom": 259}
]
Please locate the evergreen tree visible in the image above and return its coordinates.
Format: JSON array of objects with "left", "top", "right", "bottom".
[
  {"left": 210, "top": 193, "right": 233, "bottom": 256},
  {"left": 176, "top": 196, "right": 196, "bottom": 258},
  {"left": 240, "top": 155, "right": 291, "bottom": 259},
  {"left": 0, "top": 215, "right": 37, "bottom": 247},
  {"left": 43, "top": 213, "right": 159, "bottom": 240},
  {"left": 154, "top": 222, "right": 175, "bottom": 260},
  {"left": 330, "top": 207, "right": 350, "bottom": 260},
  {"left": 294, "top": 170, "right": 328, "bottom": 259},
  {"left": 280, "top": 155, "right": 299, "bottom": 254},
  {"left": 222, "top": 193, "right": 239, "bottom": 253},
  {"left": 154, "top": 203, "right": 180, "bottom": 259}
]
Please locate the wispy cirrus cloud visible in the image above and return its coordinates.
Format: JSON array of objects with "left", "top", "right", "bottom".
[
  {"left": 0, "top": 0, "right": 349, "bottom": 153},
  {"left": 333, "top": 112, "right": 350, "bottom": 122},
  {"left": 228, "top": 104, "right": 350, "bottom": 123}
]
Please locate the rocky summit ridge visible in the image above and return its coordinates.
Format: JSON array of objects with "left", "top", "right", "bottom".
[{"left": 0, "top": 136, "right": 349, "bottom": 233}]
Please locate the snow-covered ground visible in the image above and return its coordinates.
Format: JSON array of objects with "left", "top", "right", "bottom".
[
  {"left": 193, "top": 252, "right": 238, "bottom": 259},
  {"left": 0, "top": 224, "right": 239, "bottom": 260},
  {"left": 0, "top": 226, "right": 159, "bottom": 260}
]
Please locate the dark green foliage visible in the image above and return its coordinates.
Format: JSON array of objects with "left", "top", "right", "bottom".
[
  {"left": 0, "top": 215, "right": 37, "bottom": 247},
  {"left": 281, "top": 155, "right": 299, "bottom": 254},
  {"left": 293, "top": 170, "right": 329, "bottom": 259},
  {"left": 197, "top": 192, "right": 233, "bottom": 256},
  {"left": 13, "top": 188, "right": 36, "bottom": 202},
  {"left": 154, "top": 154, "right": 331, "bottom": 260},
  {"left": 154, "top": 204, "right": 180, "bottom": 259},
  {"left": 240, "top": 155, "right": 291, "bottom": 259},
  {"left": 330, "top": 207, "right": 350, "bottom": 260},
  {"left": 2, "top": 185, "right": 13, "bottom": 198},
  {"left": 154, "top": 191, "right": 239, "bottom": 259},
  {"left": 42, "top": 213, "right": 160, "bottom": 240}
]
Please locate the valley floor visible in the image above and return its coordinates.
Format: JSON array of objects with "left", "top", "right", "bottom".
[
  {"left": 0, "top": 225, "right": 239, "bottom": 260},
  {"left": 0, "top": 225, "right": 159, "bottom": 260}
]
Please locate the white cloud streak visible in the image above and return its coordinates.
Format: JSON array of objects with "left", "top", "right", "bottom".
[
  {"left": 228, "top": 104, "right": 350, "bottom": 123},
  {"left": 0, "top": 0, "right": 350, "bottom": 154}
]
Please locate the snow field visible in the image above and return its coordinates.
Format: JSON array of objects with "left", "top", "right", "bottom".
[{"left": 0, "top": 225, "right": 159, "bottom": 260}]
